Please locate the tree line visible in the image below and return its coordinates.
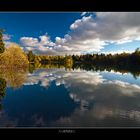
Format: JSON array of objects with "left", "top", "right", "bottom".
[
  {"left": 27, "top": 48, "right": 140, "bottom": 68},
  {"left": 27, "top": 50, "right": 73, "bottom": 68}
]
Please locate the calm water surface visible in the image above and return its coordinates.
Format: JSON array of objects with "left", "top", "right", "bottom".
[{"left": 1, "top": 68, "right": 140, "bottom": 127}]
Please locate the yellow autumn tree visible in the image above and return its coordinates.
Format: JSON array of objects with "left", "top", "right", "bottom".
[
  {"left": 0, "top": 43, "right": 29, "bottom": 68},
  {"left": 0, "top": 43, "right": 29, "bottom": 88}
]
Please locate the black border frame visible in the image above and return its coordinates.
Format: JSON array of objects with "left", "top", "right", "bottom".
[
  {"left": 0, "top": 0, "right": 140, "bottom": 137},
  {"left": 0, "top": 0, "right": 139, "bottom": 11}
]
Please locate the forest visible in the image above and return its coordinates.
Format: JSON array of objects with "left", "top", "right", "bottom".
[
  {"left": 27, "top": 48, "right": 140, "bottom": 68},
  {"left": 27, "top": 49, "right": 140, "bottom": 79}
]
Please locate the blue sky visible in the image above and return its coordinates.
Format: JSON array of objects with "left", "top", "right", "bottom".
[
  {"left": 1, "top": 12, "right": 140, "bottom": 55},
  {"left": 0, "top": 12, "right": 80, "bottom": 42}
]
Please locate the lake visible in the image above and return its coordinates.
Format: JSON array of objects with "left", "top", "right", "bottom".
[{"left": 1, "top": 67, "right": 140, "bottom": 127}]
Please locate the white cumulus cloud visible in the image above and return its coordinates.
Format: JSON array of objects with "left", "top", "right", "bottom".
[{"left": 20, "top": 12, "right": 140, "bottom": 55}]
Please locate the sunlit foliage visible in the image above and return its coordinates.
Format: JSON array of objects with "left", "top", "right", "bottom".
[
  {"left": 0, "top": 44, "right": 29, "bottom": 88},
  {"left": 0, "top": 43, "right": 29, "bottom": 68}
]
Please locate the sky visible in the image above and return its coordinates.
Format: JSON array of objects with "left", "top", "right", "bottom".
[{"left": 1, "top": 12, "right": 140, "bottom": 55}]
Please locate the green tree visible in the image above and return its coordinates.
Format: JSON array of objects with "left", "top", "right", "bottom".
[
  {"left": 0, "top": 29, "right": 5, "bottom": 53},
  {"left": 0, "top": 78, "right": 6, "bottom": 98},
  {"left": 0, "top": 78, "right": 6, "bottom": 112},
  {"left": 134, "top": 48, "right": 140, "bottom": 53}
]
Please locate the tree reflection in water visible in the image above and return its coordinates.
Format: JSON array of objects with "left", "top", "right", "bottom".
[
  {"left": 1, "top": 61, "right": 140, "bottom": 90},
  {"left": 0, "top": 66, "right": 28, "bottom": 112},
  {"left": 0, "top": 66, "right": 28, "bottom": 89},
  {"left": 0, "top": 62, "right": 140, "bottom": 126}
]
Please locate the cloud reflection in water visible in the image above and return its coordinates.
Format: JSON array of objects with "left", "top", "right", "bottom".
[{"left": 1, "top": 68, "right": 140, "bottom": 127}]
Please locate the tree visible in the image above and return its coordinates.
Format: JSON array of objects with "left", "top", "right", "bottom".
[
  {"left": 134, "top": 48, "right": 140, "bottom": 53},
  {"left": 0, "top": 44, "right": 29, "bottom": 88},
  {"left": 0, "top": 29, "right": 5, "bottom": 53},
  {"left": 0, "top": 43, "right": 29, "bottom": 68},
  {"left": 0, "top": 78, "right": 6, "bottom": 112},
  {"left": 27, "top": 50, "right": 35, "bottom": 63},
  {"left": 0, "top": 78, "right": 6, "bottom": 98},
  {"left": 64, "top": 55, "right": 73, "bottom": 68}
]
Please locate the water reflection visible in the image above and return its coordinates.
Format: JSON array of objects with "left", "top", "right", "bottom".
[
  {"left": 0, "top": 67, "right": 28, "bottom": 89},
  {"left": 0, "top": 65, "right": 140, "bottom": 127}
]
